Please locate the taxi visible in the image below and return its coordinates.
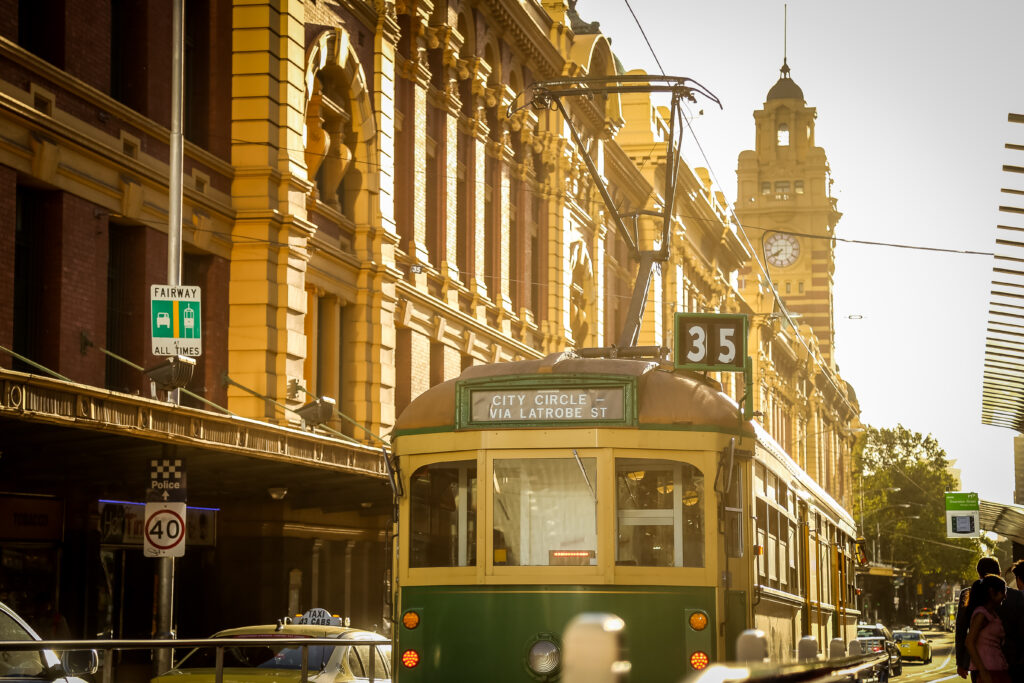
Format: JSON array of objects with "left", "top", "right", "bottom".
[
  {"left": 893, "top": 630, "right": 933, "bottom": 664},
  {"left": 153, "top": 609, "right": 391, "bottom": 683}
]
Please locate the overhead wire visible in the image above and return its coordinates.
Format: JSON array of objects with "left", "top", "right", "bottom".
[{"left": 613, "top": 0, "right": 868, "bottom": 416}]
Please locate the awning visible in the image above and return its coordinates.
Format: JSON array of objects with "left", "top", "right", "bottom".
[
  {"left": 980, "top": 498, "right": 1024, "bottom": 546},
  {"left": 0, "top": 369, "right": 394, "bottom": 515},
  {"left": 982, "top": 113, "right": 1024, "bottom": 430}
]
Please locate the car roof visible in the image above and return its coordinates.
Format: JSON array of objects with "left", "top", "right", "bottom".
[{"left": 213, "top": 624, "right": 387, "bottom": 641}]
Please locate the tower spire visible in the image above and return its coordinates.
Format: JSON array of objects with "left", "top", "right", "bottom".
[{"left": 781, "top": 4, "right": 790, "bottom": 77}]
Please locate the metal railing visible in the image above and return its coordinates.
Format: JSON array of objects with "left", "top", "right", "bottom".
[
  {"left": 0, "top": 636, "right": 391, "bottom": 683},
  {"left": 684, "top": 652, "right": 891, "bottom": 683}
]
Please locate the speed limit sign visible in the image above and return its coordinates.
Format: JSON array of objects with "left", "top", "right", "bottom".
[{"left": 144, "top": 502, "right": 186, "bottom": 557}]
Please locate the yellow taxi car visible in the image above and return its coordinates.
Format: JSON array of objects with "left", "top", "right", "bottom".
[
  {"left": 153, "top": 609, "right": 390, "bottom": 683},
  {"left": 893, "top": 629, "right": 933, "bottom": 664}
]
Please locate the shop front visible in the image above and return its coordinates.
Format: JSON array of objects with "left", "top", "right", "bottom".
[{"left": 0, "top": 369, "right": 393, "bottom": 648}]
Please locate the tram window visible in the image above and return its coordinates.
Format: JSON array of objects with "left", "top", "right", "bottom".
[
  {"left": 492, "top": 458, "right": 597, "bottom": 566},
  {"left": 410, "top": 462, "right": 477, "bottom": 567},
  {"left": 615, "top": 459, "right": 704, "bottom": 568},
  {"left": 755, "top": 498, "right": 768, "bottom": 579},
  {"left": 723, "top": 463, "right": 744, "bottom": 558}
]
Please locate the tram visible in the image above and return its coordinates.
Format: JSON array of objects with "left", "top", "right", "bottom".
[{"left": 390, "top": 349, "right": 859, "bottom": 680}]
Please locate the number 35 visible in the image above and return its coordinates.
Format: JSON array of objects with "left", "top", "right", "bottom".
[{"left": 685, "top": 324, "right": 737, "bottom": 364}]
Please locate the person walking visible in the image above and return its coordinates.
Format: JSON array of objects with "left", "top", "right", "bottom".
[
  {"left": 966, "top": 574, "right": 1011, "bottom": 683},
  {"left": 960, "top": 557, "right": 1002, "bottom": 679},
  {"left": 1001, "top": 561, "right": 1024, "bottom": 683}
]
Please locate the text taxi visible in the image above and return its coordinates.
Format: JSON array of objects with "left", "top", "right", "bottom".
[{"left": 153, "top": 609, "right": 390, "bottom": 683}]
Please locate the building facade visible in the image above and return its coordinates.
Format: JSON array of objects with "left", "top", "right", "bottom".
[
  {"left": 737, "top": 61, "right": 860, "bottom": 508},
  {"left": 0, "top": 0, "right": 858, "bottom": 653}
]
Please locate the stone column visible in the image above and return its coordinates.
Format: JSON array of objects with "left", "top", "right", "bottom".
[
  {"left": 538, "top": 131, "right": 571, "bottom": 350},
  {"left": 592, "top": 221, "right": 607, "bottom": 346},
  {"left": 395, "top": 2, "right": 432, "bottom": 266},
  {"left": 427, "top": 25, "right": 464, "bottom": 294},
  {"left": 229, "top": 0, "right": 314, "bottom": 419},
  {"left": 457, "top": 58, "right": 492, "bottom": 305},
  {"left": 342, "top": 0, "right": 403, "bottom": 438},
  {"left": 490, "top": 88, "right": 515, "bottom": 315}
]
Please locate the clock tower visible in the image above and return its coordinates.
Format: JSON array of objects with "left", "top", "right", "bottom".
[{"left": 736, "top": 60, "right": 842, "bottom": 364}]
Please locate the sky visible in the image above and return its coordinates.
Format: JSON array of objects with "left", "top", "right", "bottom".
[{"left": 578, "top": 0, "right": 1024, "bottom": 503}]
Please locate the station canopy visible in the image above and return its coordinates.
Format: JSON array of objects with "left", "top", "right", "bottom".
[
  {"left": 982, "top": 113, "right": 1024, "bottom": 430},
  {"left": 980, "top": 498, "right": 1024, "bottom": 546}
]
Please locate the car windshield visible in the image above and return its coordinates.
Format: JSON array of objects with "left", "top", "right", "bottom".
[
  {"left": 0, "top": 609, "right": 47, "bottom": 677},
  {"left": 894, "top": 631, "right": 920, "bottom": 639},
  {"left": 856, "top": 627, "right": 882, "bottom": 638},
  {"left": 174, "top": 636, "right": 335, "bottom": 671}
]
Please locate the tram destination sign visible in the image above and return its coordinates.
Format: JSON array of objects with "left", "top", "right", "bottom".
[{"left": 468, "top": 386, "right": 626, "bottom": 425}]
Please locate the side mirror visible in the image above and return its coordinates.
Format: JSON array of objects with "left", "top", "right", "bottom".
[{"left": 61, "top": 649, "right": 100, "bottom": 677}]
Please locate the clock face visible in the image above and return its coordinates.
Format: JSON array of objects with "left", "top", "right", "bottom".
[{"left": 765, "top": 233, "right": 800, "bottom": 267}]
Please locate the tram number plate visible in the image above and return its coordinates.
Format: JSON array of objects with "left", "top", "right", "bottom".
[{"left": 674, "top": 313, "right": 747, "bottom": 372}]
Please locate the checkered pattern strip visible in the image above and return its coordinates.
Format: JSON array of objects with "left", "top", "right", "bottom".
[{"left": 150, "top": 459, "right": 183, "bottom": 480}]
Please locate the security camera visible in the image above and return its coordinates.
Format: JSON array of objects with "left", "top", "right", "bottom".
[
  {"left": 295, "top": 396, "right": 336, "bottom": 428},
  {"left": 144, "top": 355, "right": 196, "bottom": 390}
]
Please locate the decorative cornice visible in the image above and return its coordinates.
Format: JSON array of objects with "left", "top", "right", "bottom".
[{"left": 481, "top": 0, "right": 563, "bottom": 81}]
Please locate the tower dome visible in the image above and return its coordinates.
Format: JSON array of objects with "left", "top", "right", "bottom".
[{"left": 767, "top": 59, "right": 804, "bottom": 101}]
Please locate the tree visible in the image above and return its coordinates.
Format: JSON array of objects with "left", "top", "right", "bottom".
[{"left": 854, "top": 424, "right": 979, "bottom": 625}]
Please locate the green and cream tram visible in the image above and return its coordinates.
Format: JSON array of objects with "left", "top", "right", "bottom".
[{"left": 390, "top": 352, "right": 858, "bottom": 680}]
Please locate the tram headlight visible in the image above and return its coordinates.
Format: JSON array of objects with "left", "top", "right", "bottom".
[
  {"left": 401, "top": 649, "right": 420, "bottom": 668},
  {"left": 689, "top": 651, "right": 710, "bottom": 670},
  {"left": 527, "top": 639, "right": 561, "bottom": 675}
]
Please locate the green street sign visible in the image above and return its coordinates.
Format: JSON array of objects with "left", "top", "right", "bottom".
[
  {"left": 151, "top": 285, "right": 202, "bottom": 357},
  {"left": 944, "top": 492, "right": 979, "bottom": 511},
  {"left": 945, "top": 491, "right": 980, "bottom": 539}
]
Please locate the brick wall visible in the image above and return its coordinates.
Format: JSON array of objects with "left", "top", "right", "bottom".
[
  {"left": 64, "top": 0, "right": 111, "bottom": 92},
  {"left": 0, "top": 165, "right": 14, "bottom": 368},
  {"left": 56, "top": 193, "right": 108, "bottom": 386},
  {"left": 193, "top": 254, "right": 229, "bottom": 407},
  {"left": 113, "top": 0, "right": 171, "bottom": 125},
  {"left": 106, "top": 224, "right": 166, "bottom": 395},
  {"left": 207, "top": 0, "right": 232, "bottom": 161},
  {"left": 0, "top": 0, "right": 15, "bottom": 41},
  {"left": 395, "top": 328, "right": 431, "bottom": 416},
  {"left": 429, "top": 342, "right": 463, "bottom": 386}
]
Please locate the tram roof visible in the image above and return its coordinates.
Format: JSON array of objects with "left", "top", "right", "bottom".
[{"left": 394, "top": 352, "right": 755, "bottom": 436}]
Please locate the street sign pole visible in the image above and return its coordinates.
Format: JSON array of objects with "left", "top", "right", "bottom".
[{"left": 156, "top": 0, "right": 185, "bottom": 673}]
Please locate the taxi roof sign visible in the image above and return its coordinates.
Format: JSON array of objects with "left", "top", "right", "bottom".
[{"left": 296, "top": 608, "right": 342, "bottom": 626}]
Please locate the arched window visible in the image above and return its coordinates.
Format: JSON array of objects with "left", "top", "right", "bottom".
[{"left": 777, "top": 123, "right": 790, "bottom": 146}]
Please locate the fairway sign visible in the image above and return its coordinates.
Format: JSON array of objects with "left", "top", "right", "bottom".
[{"left": 151, "top": 285, "right": 202, "bottom": 356}]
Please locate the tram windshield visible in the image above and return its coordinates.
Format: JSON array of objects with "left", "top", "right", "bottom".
[
  {"left": 493, "top": 458, "right": 598, "bottom": 566},
  {"left": 410, "top": 461, "right": 477, "bottom": 567},
  {"left": 615, "top": 459, "right": 704, "bottom": 567}
]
